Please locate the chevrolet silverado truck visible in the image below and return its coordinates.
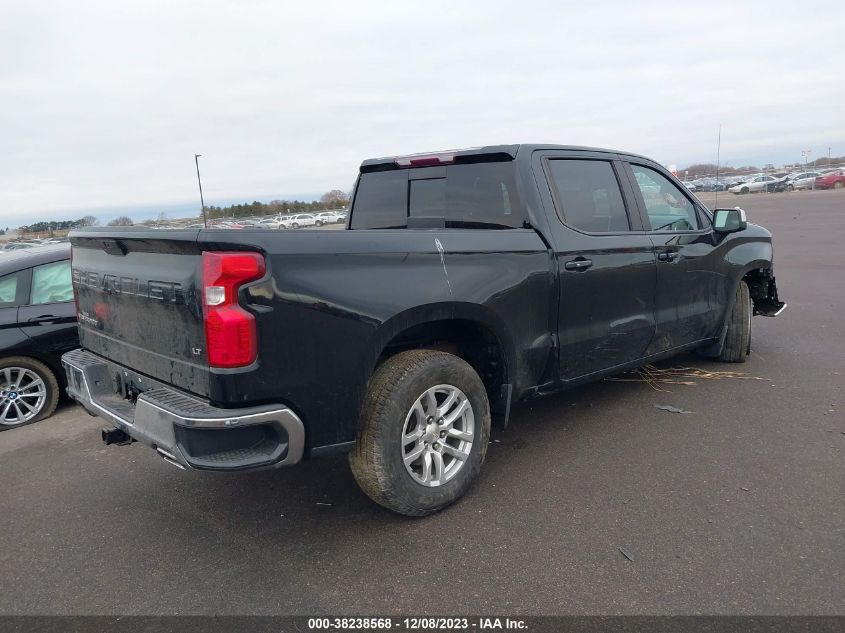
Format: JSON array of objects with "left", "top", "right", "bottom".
[{"left": 63, "top": 145, "right": 785, "bottom": 516}]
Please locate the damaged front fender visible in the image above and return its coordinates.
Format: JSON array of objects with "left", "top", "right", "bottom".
[{"left": 746, "top": 270, "right": 787, "bottom": 317}]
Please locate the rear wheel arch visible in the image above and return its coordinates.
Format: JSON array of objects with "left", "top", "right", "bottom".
[
  {"left": 350, "top": 349, "right": 491, "bottom": 515},
  {"left": 372, "top": 305, "right": 517, "bottom": 412}
]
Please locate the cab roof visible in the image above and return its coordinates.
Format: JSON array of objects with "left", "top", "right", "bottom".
[{"left": 360, "top": 144, "right": 656, "bottom": 172}]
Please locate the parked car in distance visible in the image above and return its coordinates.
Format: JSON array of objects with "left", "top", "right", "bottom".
[
  {"left": 697, "top": 179, "right": 727, "bottom": 192},
  {"left": 682, "top": 181, "right": 697, "bottom": 192},
  {"left": 256, "top": 218, "right": 284, "bottom": 229},
  {"left": 0, "top": 244, "right": 77, "bottom": 429},
  {"left": 813, "top": 170, "right": 845, "bottom": 190},
  {"left": 788, "top": 171, "right": 822, "bottom": 191},
  {"left": 65, "top": 143, "right": 786, "bottom": 516},
  {"left": 280, "top": 214, "right": 317, "bottom": 228},
  {"left": 765, "top": 177, "right": 790, "bottom": 193},
  {"left": 1, "top": 242, "right": 40, "bottom": 252},
  {"left": 729, "top": 175, "right": 777, "bottom": 194},
  {"left": 315, "top": 211, "right": 344, "bottom": 225}
]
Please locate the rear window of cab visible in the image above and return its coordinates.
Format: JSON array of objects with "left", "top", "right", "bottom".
[{"left": 350, "top": 162, "right": 524, "bottom": 230}]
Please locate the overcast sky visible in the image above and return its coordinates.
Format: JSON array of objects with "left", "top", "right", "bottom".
[{"left": 1, "top": 0, "right": 843, "bottom": 225}]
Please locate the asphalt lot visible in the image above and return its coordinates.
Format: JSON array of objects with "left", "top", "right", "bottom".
[{"left": 0, "top": 190, "right": 843, "bottom": 616}]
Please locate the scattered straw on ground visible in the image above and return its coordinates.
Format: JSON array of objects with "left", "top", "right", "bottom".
[{"left": 605, "top": 364, "right": 768, "bottom": 392}]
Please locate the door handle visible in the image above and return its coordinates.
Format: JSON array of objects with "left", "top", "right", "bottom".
[
  {"left": 564, "top": 258, "right": 593, "bottom": 271},
  {"left": 657, "top": 251, "right": 678, "bottom": 262},
  {"left": 27, "top": 315, "right": 59, "bottom": 325}
]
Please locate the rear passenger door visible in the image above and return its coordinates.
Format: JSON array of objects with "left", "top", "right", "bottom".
[
  {"left": 17, "top": 259, "right": 78, "bottom": 358},
  {"left": 623, "top": 162, "right": 726, "bottom": 352},
  {"left": 533, "top": 151, "right": 658, "bottom": 381},
  {"left": 0, "top": 269, "right": 35, "bottom": 358},
  {"left": 0, "top": 269, "right": 29, "bottom": 335}
]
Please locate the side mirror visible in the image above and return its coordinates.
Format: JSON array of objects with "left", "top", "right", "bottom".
[{"left": 713, "top": 207, "right": 747, "bottom": 233}]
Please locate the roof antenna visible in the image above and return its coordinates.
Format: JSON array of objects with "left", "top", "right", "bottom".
[{"left": 714, "top": 124, "right": 722, "bottom": 210}]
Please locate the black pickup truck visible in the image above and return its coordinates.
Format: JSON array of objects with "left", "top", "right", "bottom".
[{"left": 63, "top": 144, "right": 785, "bottom": 516}]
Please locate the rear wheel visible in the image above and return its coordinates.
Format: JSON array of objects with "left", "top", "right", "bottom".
[
  {"left": 717, "top": 281, "right": 752, "bottom": 363},
  {"left": 787, "top": 184, "right": 794, "bottom": 191},
  {"left": 740, "top": 186, "right": 749, "bottom": 194},
  {"left": 834, "top": 181, "right": 843, "bottom": 189},
  {"left": 0, "top": 357, "right": 59, "bottom": 430},
  {"left": 350, "top": 350, "right": 491, "bottom": 516}
]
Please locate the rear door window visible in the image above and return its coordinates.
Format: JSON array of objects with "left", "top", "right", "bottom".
[
  {"left": 30, "top": 260, "right": 73, "bottom": 305},
  {"left": 0, "top": 270, "right": 28, "bottom": 307},
  {"left": 350, "top": 162, "right": 523, "bottom": 229},
  {"left": 545, "top": 159, "right": 630, "bottom": 233}
]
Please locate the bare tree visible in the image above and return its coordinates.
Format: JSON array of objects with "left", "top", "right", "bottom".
[
  {"left": 319, "top": 189, "right": 350, "bottom": 208},
  {"left": 107, "top": 216, "right": 134, "bottom": 226},
  {"left": 77, "top": 215, "right": 99, "bottom": 227}
]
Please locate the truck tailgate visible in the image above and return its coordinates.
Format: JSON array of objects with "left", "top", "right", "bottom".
[{"left": 70, "top": 230, "right": 211, "bottom": 395}]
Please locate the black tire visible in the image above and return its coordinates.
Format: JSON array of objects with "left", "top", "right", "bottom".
[
  {"left": 315, "top": 220, "right": 324, "bottom": 226},
  {"left": 291, "top": 222, "right": 299, "bottom": 229},
  {"left": 834, "top": 182, "right": 843, "bottom": 189},
  {"left": 787, "top": 184, "right": 794, "bottom": 191},
  {"left": 350, "top": 350, "right": 491, "bottom": 516},
  {"left": 0, "top": 356, "right": 60, "bottom": 430},
  {"left": 741, "top": 187, "right": 749, "bottom": 194},
  {"left": 717, "top": 281, "right": 752, "bottom": 363}
]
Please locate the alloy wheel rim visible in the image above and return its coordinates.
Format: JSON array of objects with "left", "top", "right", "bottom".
[
  {"left": 0, "top": 367, "right": 46, "bottom": 426},
  {"left": 401, "top": 384, "right": 474, "bottom": 487}
]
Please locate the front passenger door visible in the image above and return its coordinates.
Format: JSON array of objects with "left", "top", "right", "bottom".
[{"left": 625, "top": 162, "right": 727, "bottom": 352}]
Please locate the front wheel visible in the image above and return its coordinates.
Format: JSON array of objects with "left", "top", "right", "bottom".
[
  {"left": 741, "top": 187, "right": 749, "bottom": 194},
  {"left": 834, "top": 182, "right": 843, "bottom": 189},
  {"left": 0, "top": 357, "right": 60, "bottom": 430},
  {"left": 717, "top": 280, "right": 752, "bottom": 362},
  {"left": 350, "top": 350, "right": 491, "bottom": 516}
]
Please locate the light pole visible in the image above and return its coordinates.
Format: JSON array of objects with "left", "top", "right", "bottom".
[
  {"left": 802, "top": 150, "right": 813, "bottom": 190},
  {"left": 194, "top": 154, "right": 207, "bottom": 227}
]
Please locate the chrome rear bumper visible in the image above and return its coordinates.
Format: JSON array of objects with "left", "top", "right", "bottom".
[{"left": 62, "top": 349, "right": 305, "bottom": 471}]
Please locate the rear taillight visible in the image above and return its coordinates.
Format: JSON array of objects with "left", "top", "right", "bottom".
[{"left": 202, "top": 251, "right": 265, "bottom": 368}]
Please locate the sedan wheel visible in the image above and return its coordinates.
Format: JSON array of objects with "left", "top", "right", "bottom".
[
  {"left": 834, "top": 182, "right": 843, "bottom": 189},
  {"left": 0, "top": 364, "right": 53, "bottom": 427}
]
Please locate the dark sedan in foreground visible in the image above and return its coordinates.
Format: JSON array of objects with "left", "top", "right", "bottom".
[{"left": 0, "top": 243, "right": 77, "bottom": 429}]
